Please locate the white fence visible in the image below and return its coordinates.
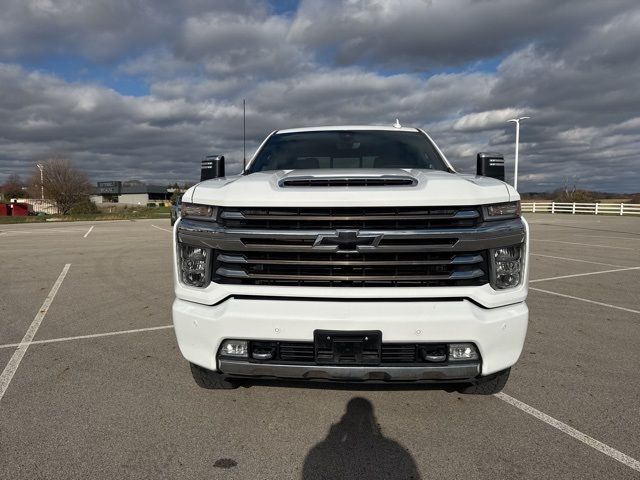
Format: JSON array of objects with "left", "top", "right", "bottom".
[
  {"left": 522, "top": 202, "right": 640, "bottom": 216},
  {"left": 12, "top": 198, "right": 60, "bottom": 215}
]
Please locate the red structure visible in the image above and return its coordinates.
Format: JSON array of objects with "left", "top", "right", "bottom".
[{"left": 9, "top": 203, "right": 29, "bottom": 216}]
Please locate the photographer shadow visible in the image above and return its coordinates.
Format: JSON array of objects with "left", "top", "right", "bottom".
[{"left": 302, "top": 397, "right": 422, "bottom": 479}]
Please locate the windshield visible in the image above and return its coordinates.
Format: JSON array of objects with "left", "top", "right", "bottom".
[{"left": 247, "top": 130, "right": 449, "bottom": 173}]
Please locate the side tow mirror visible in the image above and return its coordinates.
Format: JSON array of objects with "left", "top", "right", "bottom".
[
  {"left": 476, "top": 152, "right": 505, "bottom": 181},
  {"left": 201, "top": 155, "right": 225, "bottom": 181}
]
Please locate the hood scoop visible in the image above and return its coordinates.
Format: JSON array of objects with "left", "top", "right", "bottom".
[{"left": 279, "top": 173, "right": 417, "bottom": 188}]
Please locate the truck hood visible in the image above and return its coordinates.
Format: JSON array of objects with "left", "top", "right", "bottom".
[{"left": 187, "top": 169, "right": 516, "bottom": 207}]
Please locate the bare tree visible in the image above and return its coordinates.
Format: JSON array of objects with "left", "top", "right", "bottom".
[
  {"left": 28, "top": 157, "right": 92, "bottom": 214},
  {"left": 1, "top": 174, "right": 27, "bottom": 200},
  {"left": 552, "top": 178, "right": 597, "bottom": 203}
]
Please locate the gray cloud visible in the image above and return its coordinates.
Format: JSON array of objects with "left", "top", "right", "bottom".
[
  {"left": 0, "top": 0, "right": 265, "bottom": 61},
  {"left": 290, "top": 0, "right": 637, "bottom": 71},
  {"left": 176, "top": 11, "right": 308, "bottom": 78},
  {"left": 0, "top": 0, "right": 639, "bottom": 193}
]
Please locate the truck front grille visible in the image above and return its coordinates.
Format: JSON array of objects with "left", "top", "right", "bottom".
[
  {"left": 256, "top": 342, "right": 431, "bottom": 365},
  {"left": 213, "top": 250, "right": 488, "bottom": 287},
  {"left": 176, "top": 206, "right": 515, "bottom": 289},
  {"left": 279, "top": 342, "right": 315, "bottom": 362}
]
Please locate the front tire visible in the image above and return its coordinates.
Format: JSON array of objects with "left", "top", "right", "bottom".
[
  {"left": 190, "top": 363, "right": 239, "bottom": 389},
  {"left": 458, "top": 368, "right": 510, "bottom": 395}
]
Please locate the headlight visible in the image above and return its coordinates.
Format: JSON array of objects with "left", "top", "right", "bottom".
[
  {"left": 179, "top": 244, "right": 211, "bottom": 287},
  {"left": 483, "top": 201, "right": 520, "bottom": 220},
  {"left": 490, "top": 244, "right": 524, "bottom": 289},
  {"left": 181, "top": 202, "right": 218, "bottom": 220}
]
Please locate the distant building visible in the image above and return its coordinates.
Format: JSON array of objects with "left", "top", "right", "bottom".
[{"left": 90, "top": 181, "right": 172, "bottom": 206}]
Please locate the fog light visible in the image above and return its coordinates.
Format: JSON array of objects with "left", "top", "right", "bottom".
[
  {"left": 220, "top": 340, "right": 248, "bottom": 358},
  {"left": 449, "top": 343, "right": 478, "bottom": 361}
]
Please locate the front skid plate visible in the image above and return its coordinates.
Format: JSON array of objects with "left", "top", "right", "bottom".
[{"left": 218, "top": 359, "right": 480, "bottom": 381}]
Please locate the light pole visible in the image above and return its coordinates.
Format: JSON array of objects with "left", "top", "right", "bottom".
[
  {"left": 507, "top": 116, "right": 530, "bottom": 191},
  {"left": 36, "top": 163, "right": 44, "bottom": 200}
]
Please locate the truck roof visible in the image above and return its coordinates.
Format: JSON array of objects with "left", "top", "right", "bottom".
[{"left": 276, "top": 125, "right": 420, "bottom": 134}]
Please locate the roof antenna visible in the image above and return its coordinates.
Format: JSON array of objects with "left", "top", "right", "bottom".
[
  {"left": 393, "top": 118, "right": 402, "bottom": 129},
  {"left": 242, "top": 98, "right": 246, "bottom": 173}
]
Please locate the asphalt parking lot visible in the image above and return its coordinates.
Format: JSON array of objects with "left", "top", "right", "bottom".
[{"left": 1, "top": 214, "right": 639, "bottom": 479}]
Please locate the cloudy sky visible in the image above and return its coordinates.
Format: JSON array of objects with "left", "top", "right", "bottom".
[{"left": 1, "top": 0, "right": 639, "bottom": 192}]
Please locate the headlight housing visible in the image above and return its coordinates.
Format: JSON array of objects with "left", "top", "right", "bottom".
[
  {"left": 490, "top": 244, "right": 524, "bottom": 289},
  {"left": 181, "top": 202, "right": 218, "bottom": 221},
  {"left": 179, "top": 244, "right": 211, "bottom": 287},
  {"left": 483, "top": 201, "right": 520, "bottom": 221}
]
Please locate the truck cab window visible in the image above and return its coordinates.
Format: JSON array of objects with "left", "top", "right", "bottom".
[{"left": 248, "top": 130, "right": 448, "bottom": 173}]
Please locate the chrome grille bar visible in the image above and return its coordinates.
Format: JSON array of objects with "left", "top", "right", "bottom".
[
  {"left": 216, "top": 253, "right": 484, "bottom": 266},
  {"left": 218, "top": 206, "right": 481, "bottom": 230},
  {"left": 220, "top": 210, "right": 479, "bottom": 222},
  {"left": 215, "top": 267, "right": 485, "bottom": 282}
]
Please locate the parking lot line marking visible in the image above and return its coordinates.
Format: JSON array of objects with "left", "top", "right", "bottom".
[
  {"left": 535, "top": 239, "right": 636, "bottom": 251},
  {"left": 83, "top": 225, "right": 94, "bottom": 238},
  {"left": 531, "top": 253, "right": 631, "bottom": 268},
  {"left": 151, "top": 224, "right": 172, "bottom": 233},
  {"left": 530, "top": 287, "right": 640, "bottom": 315},
  {"left": 495, "top": 393, "right": 640, "bottom": 472},
  {"left": 525, "top": 221, "right": 638, "bottom": 237},
  {"left": 573, "top": 233, "right": 640, "bottom": 241},
  {"left": 0, "top": 264, "right": 71, "bottom": 402},
  {"left": 0, "top": 325, "right": 174, "bottom": 350},
  {"left": 530, "top": 266, "right": 640, "bottom": 284},
  {"left": 0, "top": 228, "right": 86, "bottom": 236}
]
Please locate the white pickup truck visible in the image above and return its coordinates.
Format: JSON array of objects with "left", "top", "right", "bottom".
[{"left": 172, "top": 125, "right": 528, "bottom": 394}]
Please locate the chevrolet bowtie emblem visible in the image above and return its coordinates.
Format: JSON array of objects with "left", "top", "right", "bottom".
[{"left": 313, "top": 230, "right": 382, "bottom": 252}]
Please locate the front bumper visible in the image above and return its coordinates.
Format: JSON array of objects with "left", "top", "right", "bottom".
[{"left": 173, "top": 296, "right": 528, "bottom": 378}]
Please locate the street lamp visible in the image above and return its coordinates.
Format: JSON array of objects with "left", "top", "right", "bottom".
[
  {"left": 36, "top": 163, "right": 44, "bottom": 200},
  {"left": 507, "top": 116, "right": 530, "bottom": 191}
]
